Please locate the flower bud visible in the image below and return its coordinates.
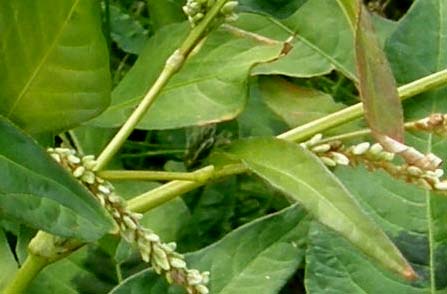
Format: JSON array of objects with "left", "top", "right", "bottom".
[
  {"left": 311, "top": 144, "right": 331, "bottom": 153},
  {"left": 352, "top": 142, "right": 370, "bottom": 155}
]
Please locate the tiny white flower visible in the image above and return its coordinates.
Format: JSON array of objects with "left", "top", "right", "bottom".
[{"left": 352, "top": 142, "right": 370, "bottom": 155}]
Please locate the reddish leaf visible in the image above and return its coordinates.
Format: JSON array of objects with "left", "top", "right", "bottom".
[{"left": 355, "top": 2, "right": 404, "bottom": 142}]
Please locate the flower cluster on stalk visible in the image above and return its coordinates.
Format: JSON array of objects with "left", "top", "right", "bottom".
[
  {"left": 183, "top": 0, "right": 239, "bottom": 26},
  {"left": 301, "top": 133, "right": 447, "bottom": 193},
  {"left": 47, "top": 147, "right": 210, "bottom": 294}
]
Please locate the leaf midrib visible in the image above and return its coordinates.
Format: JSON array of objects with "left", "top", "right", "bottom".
[
  {"left": 6, "top": 0, "right": 80, "bottom": 117},
  {"left": 243, "top": 156, "right": 403, "bottom": 270}
]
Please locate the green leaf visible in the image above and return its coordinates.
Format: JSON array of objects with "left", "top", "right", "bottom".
[
  {"left": 90, "top": 18, "right": 283, "bottom": 130},
  {"left": 109, "top": 4, "right": 149, "bottom": 55},
  {"left": 237, "top": 78, "right": 289, "bottom": 137},
  {"left": 0, "top": 0, "right": 111, "bottom": 134},
  {"left": 0, "top": 117, "right": 114, "bottom": 241},
  {"left": 306, "top": 222, "right": 426, "bottom": 294},
  {"left": 355, "top": 2, "right": 404, "bottom": 142},
  {"left": 258, "top": 76, "right": 345, "bottom": 127},
  {"left": 28, "top": 247, "right": 115, "bottom": 294},
  {"left": 110, "top": 205, "right": 309, "bottom": 294},
  {"left": 0, "top": 229, "right": 18, "bottom": 291},
  {"left": 238, "top": 0, "right": 308, "bottom": 18},
  {"left": 226, "top": 138, "right": 415, "bottom": 279},
  {"left": 146, "top": 0, "right": 185, "bottom": 30},
  {"left": 335, "top": 0, "right": 357, "bottom": 28},
  {"left": 252, "top": 0, "right": 356, "bottom": 80},
  {"left": 305, "top": 0, "right": 447, "bottom": 286}
]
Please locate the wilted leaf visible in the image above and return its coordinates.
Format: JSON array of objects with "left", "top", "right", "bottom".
[
  {"left": 226, "top": 138, "right": 415, "bottom": 279},
  {"left": 0, "top": 0, "right": 111, "bottom": 134},
  {"left": 0, "top": 117, "right": 114, "bottom": 241}
]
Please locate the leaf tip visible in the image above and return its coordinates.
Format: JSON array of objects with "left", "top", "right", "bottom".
[{"left": 403, "top": 266, "right": 418, "bottom": 281}]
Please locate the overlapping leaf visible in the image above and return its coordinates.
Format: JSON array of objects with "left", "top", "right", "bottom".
[
  {"left": 252, "top": 0, "right": 356, "bottom": 80},
  {"left": 238, "top": 0, "right": 307, "bottom": 18},
  {"left": 354, "top": 1, "right": 404, "bottom": 142},
  {"left": 257, "top": 76, "right": 345, "bottom": 127},
  {"left": 226, "top": 138, "right": 415, "bottom": 279},
  {"left": 306, "top": 0, "right": 447, "bottom": 291},
  {"left": 90, "top": 18, "right": 283, "bottom": 130},
  {"left": 0, "top": 0, "right": 111, "bottom": 134},
  {"left": 0, "top": 117, "right": 114, "bottom": 241},
  {"left": 110, "top": 205, "right": 309, "bottom": 294}
]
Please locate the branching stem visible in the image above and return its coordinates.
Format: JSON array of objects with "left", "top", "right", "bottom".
[
  {"left": 277, "top": 69, "right": 447, "bottom": 142},
  {"left": 94, "top": 0, "right": 231, "bottom": 171},
  {"left": 3, "top": 254, "right": 48, "bottom": 294},
  {"left": 98, "top": 165, "right": 215, "bottom": 182}
]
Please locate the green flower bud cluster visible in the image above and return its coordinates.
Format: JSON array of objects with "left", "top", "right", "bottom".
[
  {"left": 47, "top": 147, "right": 210, "bottom": 294},
  {"left": 183, "top": 0, "right": 238, "bottom": 27}
]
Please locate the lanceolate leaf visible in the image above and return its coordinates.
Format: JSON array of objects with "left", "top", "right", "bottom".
[
  {"left": 226, "top": 138, "right": 415, "bottom": 279},
  {"left": 0, "top": 117, "right": 114, "bottom": 241},
  {"left": 0, "top": 0, "right": 111, "bottom": 134},
  {"left": 110, "top": 205, "right": 309, "bottom": 294},
  {"left": 355, "top": 1, "right": 404, "bottom": 142},
  {"left": 306, "top": 1, "right": 447, "bottom": 291}
]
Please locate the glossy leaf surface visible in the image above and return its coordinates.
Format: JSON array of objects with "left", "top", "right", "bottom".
[{"left": 0, "top": 0, "right": 111, "bottom": 134}]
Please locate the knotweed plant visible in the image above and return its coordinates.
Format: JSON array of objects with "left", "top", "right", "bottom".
[{"left": 3, "top": 0, "right": 447, "bottom": 293}]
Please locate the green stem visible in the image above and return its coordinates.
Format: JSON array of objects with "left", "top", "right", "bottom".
[
  {"left": 318, "top": 120, "right": 422, "bottom": 144},
  {"left": 3, "top": 254, "right": 48, "bottom": 294},
  {"left": 98, "top": 166, "right": 215, "bottom": 182},
  {"left": 8, "top": 41, "right": 447, "bottom": 294},
  {"left": 127, "top": 69, "right": 447, "bottom": 212},
  {"left": 278, "top": 68, "right": 447, "bottom": 142},
  {"left": 127, "top": 163, "right": 246, "bottom": 213},
  {"left": 94, "top": 0, "right": 230, "bottom": 171}
]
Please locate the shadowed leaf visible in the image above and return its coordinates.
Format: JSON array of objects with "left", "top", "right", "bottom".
[{"left": 0, "top": 117, "right": 114, "bottom": 241}]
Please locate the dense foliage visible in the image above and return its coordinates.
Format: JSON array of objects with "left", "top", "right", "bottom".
[{"left": 4, "top": 0, "right": 447, "bottom": 293}]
